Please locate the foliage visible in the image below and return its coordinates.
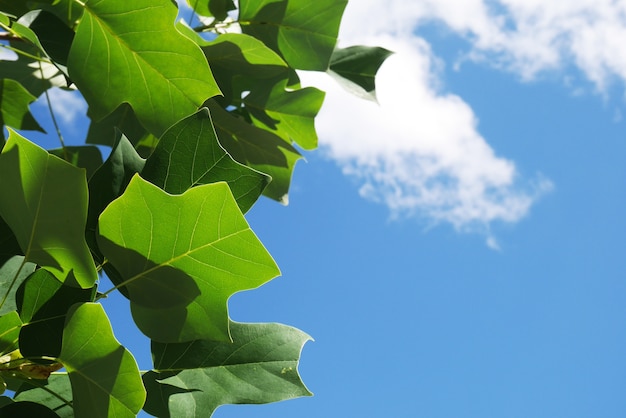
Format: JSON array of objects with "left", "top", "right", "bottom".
[{"left": 0, "top": 0, "right": 390, "bottom": 416}]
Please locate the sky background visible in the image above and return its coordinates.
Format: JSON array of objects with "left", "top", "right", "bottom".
[{"left": 10, "top": 0, "right": 626, "bottom": 416}]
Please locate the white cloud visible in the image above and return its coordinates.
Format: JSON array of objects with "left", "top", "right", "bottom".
[
  {"left": 300, "top": 1, "right": 555, "bottom": 244},
  {"left": 36, "top": 87, "right": 87, "bottom": 126}
]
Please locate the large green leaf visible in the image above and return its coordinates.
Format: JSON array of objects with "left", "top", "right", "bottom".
[
  {"left": 17, "top": 269, "right": 94, "bottom": 359},
  {"left": 244, "top": 78, "right": 324, "bottom": 150},
  {"left": 97, "top": 175, "right": 280, "bottom": 342},
  {"left": 329, "top": 45, "right": 393, "bottom": 101},
  {"left": 0, "top": 79, "right": 44, "bottom": 137},
  {"left": 208, "top": 101, "right": 301, "bottom": 203},
  {"left": 239, "top": 0, "right": 348, "bottom": 70},
  {"left": 0, "top": 131, "right": 97, "bottom": 288},
  {"left": 59, "top": 303, "right": 145, "bottom": 418},
  {"left": 13, "top": 374, "right": 73, "bottom": 418},
  {"left": 143, "top": 322, "right": 312, "bottom": 417},
  {"left": 0, "top": 257, "right": 35, "bottom": 316},
  {"left": 68, "top": 0, "right": 221, "bottom": 136},
  {"left": 142, "top": 108, "right": 270, "bottom": 213}
]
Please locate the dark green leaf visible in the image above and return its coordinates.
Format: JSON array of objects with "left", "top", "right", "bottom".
[
  {"left": 13, "top": 374, "right": 73, "bottom": 418},
  {"left": 208, "top": 101, "right": 301, "bottom": 203},
  {"left": 60, "top": 303, "right": 145, "bottom": 418},
  {"left": 329, "top": 45, "right": 393, "bottom": 100},
  {"left": 0, "top": 2, "right": 28, "bottom": 18},
  {"left": 144, "top": 322, "right": 312, "bottom": 417},
  {"left": 239, "top": 0, "right": 348, "bottom": 70},
  {"left": 49, "top": 146, "right": 103, "bottom": 179},
  {"left": 244, "top": 78, "right": 324, "bottom": 150},
  {"left": 0, "top": 79, "right": 44, "bottom": 137},
  {"left": 0, "top": 400, "right": 60, "bottom": 417},
  {"left": 0, "top": 131, "right": 97, "bottom": 288},
  {"left": 17, "top": 269, "right": 94, "bottom": 359},
  {"left": 0, "top": 51, "right": 66, "bottom": 98},
  {"left": 0, "top": 256, "right": 35, "bottom": 316},
  {"left": 97, "top": 175, "right": 280, "bottom": 343},
  {"left": 85, "top": 104, "right": 151, "bottom": 149},
  {"left": 142, "top": 108, "right": 270, "bottom": 213},
  {"left": 187, "top": 0, "right": 235, "bottom": 20},
  {"left": 68, "top": 0, "right": 221, "bottom": 136},
  {"left": 18, "top": 10, "right": 74, "bottom": 70}
]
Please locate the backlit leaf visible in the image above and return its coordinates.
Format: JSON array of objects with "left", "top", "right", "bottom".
[
  {"left": 0, "top": 312, "right": 21, "bottom": 355},
  {"left": 68, "top": 0, "right": 221, "bottom": 136},
  {"left": 60, "top": 303, "right": 145, "bottom": 418},
  {"left": 0, "top": 256, "right": 34, "bottom": 316},
  {"left": 97, "top": 175, "right": 280, "bottom": 343},
  {"left": 13, "top": 374, "right": 73, "bottom": 418},
  {"left": 0, "top": 79, "right": 44, "bottom": 137},
  {"left": 0, "top": 131, "right": 97, "bottom": 288},
  {"left": 329, "top": 45, "right": 393, "bottom": 101},
  {"left": 143, "top": 322, "right": 312, "bottom": 417}
]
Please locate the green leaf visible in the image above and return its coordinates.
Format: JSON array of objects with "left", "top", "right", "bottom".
[
  {"left": 239, "top": 0, "right": 348, "bottom": 70},
  {"left": 208, "top": 101, "right": 301, "bottom": 203},
  {"left": 0, "top": 131, "right": 97, "bottom": 288},
  {"left": 0, "top": 79, "right": 44, "bottom": 136},
  {"left": 143, "top": 322, "right": 312, "bottom": 417},
  {"left": 85, "top": 104, "right": 151, "bottom": 149},
  {"left": 13, "top": 374, "right": 73, "bottom": 418},
  {"left": 142, "top": 108, "right": 270, "bottom": 213},
  {"left": 187, "top": 0, "right": 235, "bottom": 20},
  {"left": 244, "top": 78, "right": 324, "bottom": 150},
  {"left": 0, "top": 256, "right": 35, "bottom": 316},
  {"left": 59, "top": 303, "right": 145, "bottom": 418},
  {"left": 49, "top": 146, "right": 103, "bottom": 179},
  {"left": 17, "top": 269, "right": 94, "bottom": 359},
  {"left": 0, "top": 1, "right": 28, "bottom": 18},
  {"left": 0, "top": 52, "right": 66, "bottom": 98},
  {"left": 0, "top": 400, "right": 60, "bottom": 417},
  {"left": 86, "top": 133, "right": 146, "bottom": 264},
  {"left": 0, "top": 311, "right": 21, "bottom": 355},
  {"left": 329, "top": 45, "right": 393, "bottom": 101},
  {"left": 68, "top": 0, "right": 221, "bottom": 136},
  {"left": 97, "top": 175, "right": 280, "bottom": 342},
  {"left": 0, "top": 217, "right": 21, "bottom": 267}
]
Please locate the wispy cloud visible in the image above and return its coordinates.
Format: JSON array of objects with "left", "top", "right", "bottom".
[
  {"left": 301, "top": 0, "right": 557, "bottom": 246},
  {"left": 36, "top": 87, "right": 87, "bottom": 126}
]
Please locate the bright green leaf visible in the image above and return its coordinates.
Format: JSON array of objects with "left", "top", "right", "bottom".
[
  {"left": 0, "top": 311, "right": 21, "bottom": 355},
  {"left": 244, "top": 78, "right": 324, "bottom": 150},
  {"left": 68, "top": 0, "right": 221, "bottom": 136},
  {"left": 49, "top": 146, "right": 103, "bottom": 179},
  {"left": 59, "top": 303, "right": 145, "bottom": 418},
  {"left": 329, "top": 45, "right": 393, "bottom": 101},
  {"left": 17, "top": 269, "right": 94, "bottom": 359},
  {"left": 239, "top": 0, "right": 348, "bottom": 71},
  {"left": 208, "top": 101, "right": 301, "bottom": 203},
  {"left": 0, "top": 131, "right": 97, "bottom": 288},
  {"left": 142, "top": 108, "right": 270, "bottom": 213},
  {"left": 0, "top": 256, "right": 35, "bottom": 316},
  {"left": 143, "top": 322, "right": 312, "bottom": 417},
  {"left": 0, "top": 79, "right": 44, "bottom": 136},
  {"left": 97, "top": 175, "right": 280, "bottom": 342},
  {"left": 13, "top": 374, "right": 73, "bottom": 418}
]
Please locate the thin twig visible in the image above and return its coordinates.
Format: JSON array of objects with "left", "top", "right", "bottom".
[{"left": 38, "top": 59, "right": 69, "bottom": 161}]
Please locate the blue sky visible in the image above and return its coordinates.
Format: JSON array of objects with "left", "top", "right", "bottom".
[{"left": 10, "top": 0, "right": 626, "bottom": 416}]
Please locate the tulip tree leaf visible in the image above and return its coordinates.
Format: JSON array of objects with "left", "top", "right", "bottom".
[
  {"left": 0, "top": 311, "right": 21, "bottom": 355},
  {"left": 329, "top": 45, "right": 393, "bottom": 101},
  {"left": 0, "top": 79, "right": 44, "bottom": 137},
  {"left": 0, "top": 131, "right": 97, "bottom": 288},
  {"left": 97, "top": 175, "right": 280, "bottom": 343},
  {"left": 142, "top": 108, "right": 270, "bottom": 213},
  {"left": 68, "top": 0, "right": 221, "bottom": 136},
  {"left": 59, "top": 303, "right": 145, "bottom": 418},
  {"left": 208, "top": 101, "right": 301, "bottom": 203},
  {"left": 244, "top": 78, "right": 324, "bottom": 150},
  {"left": 13, "top": 374, "right": 73, "bottom": 418},
  {"left": 49, "top": 146, "right": 103, "bottom": 179},
  {"left": 143, "top": 322, "right": 312, "bottom": 417},
  {"left": 0, "top": 256, "right": 35, "bottom": 317},
  {"left": 239, "top": 0, "right": 348, "bottom": 71}
]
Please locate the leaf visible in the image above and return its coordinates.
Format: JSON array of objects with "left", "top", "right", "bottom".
[
  {"left": 59, "top": 303, "right": 145, "bottom": 418},
  {"left": 0, "top": 400, "right": 61, "bottom": 417},
  {"left": 0, "top": 217, "right": 22, "bottom": 268},
  {"left": 0, "top": 51, "right": 67, "bottom": 98},
  {"left": 142, "top": 108, "right": 270, "bottom": 213},
  {"left": 187, "top": 0, "right": 235, "bottom": 20},
  {"left": 18, "top": 10, "right": 74, "bottom": 68},
  {"left": 97, "top": 175, "right": 280, "bottom": 342},
  {"left": 208, "top": 101, "right": 301, "bottom": 203},
  {"left": 0, "top": 312, "right": 21, "bottom": 355},
  {"left": 68, "top": 0, "right": 221, "bottom": 136},
  {"left": 49, "top": 146, "right": 103, "bottom": 179},
  {"left": 143, "top": 322, "right": 312, "bottom": 417},
  {"left": 0, "top": 1, "right": 29, "bottom": 18},
  {"left": 0, "top": 79, "right": 44, "bottom": 136},
  {"left": 17, "top": 269, "right": 94, "bottom": 359},
  {"left": 329, "top": 45, "right": 393, "bottom": 101},
  {"left": 13, "top": 374, "right": 73, "bottom": 418},
  {"left": 86, "top": 133, "right": 146, "bottom": 263},
  {"left": 0, "top": 257, "right": 34, "bottom": 316},
  {"left": 244, "top": 78, "right": 324, "bottom": 150},
  {"left": 85, "top": 103, "right": 151, "bottom": 149},
  {"left": 239, "top": 0, "right": 348, "bottom": 71},
  {"left": 0, "top": 131, "right": 97, "bottom": 288}
]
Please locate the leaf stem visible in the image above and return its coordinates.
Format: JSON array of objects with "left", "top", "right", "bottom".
[{"left": 38, "top": 59, "right": 69, "bottom": 161}]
